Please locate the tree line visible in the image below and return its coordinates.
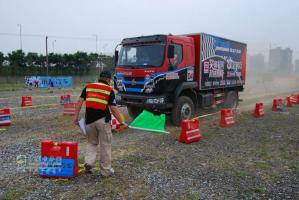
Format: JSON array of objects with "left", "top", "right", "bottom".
[{"left": 0, "top": 50, "right": 115, "bottom": 76}]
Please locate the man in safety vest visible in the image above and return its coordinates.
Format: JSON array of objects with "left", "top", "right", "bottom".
[{"left": 73, "top": 70, "right": 127, "bottom": 177}]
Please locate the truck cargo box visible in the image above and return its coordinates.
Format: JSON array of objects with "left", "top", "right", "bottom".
[{"left": 189, "top": 33, "right": 247, "bottom": 90}]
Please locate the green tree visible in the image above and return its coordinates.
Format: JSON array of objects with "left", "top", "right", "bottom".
[
  {"left": 8, "top": 50, "right": 26, "bottom": 67},
  {"left": 26, "top": 52, "right": 40, "bottom": 67},
  {"left": 48, "top": 53, "right": 62, "bottom": 75},
  {"left": 101, "top": 55, "right": 115, "bottom": 72},
  {"left": 73, "top": 52, "right": 89, "bottom": 74},
  {"left": 0, "top": 52, "right": 4, "bottom": 66},
  {"left": 7, "top": 50, "right": 26, "bottom": 75},
  {"left": 0, "top": 50, "right": 116, "bottom": 76},
  {"left": 25, "top": 52, "right": 42, "bottom": 75}
]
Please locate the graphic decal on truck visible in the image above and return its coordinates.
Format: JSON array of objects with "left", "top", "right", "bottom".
[
  {"left": 115, "top": 66, "right": 194, "bottom": 94},
  {"left": 201, "top": 33, "right": 246, "bottom": 89}
]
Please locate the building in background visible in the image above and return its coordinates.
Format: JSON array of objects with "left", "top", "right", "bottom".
[
  {"left": 295, "top": 59, "right": 299, "bottom": 73},
  {"left": 248, "top": 53, "right": 265, "bottom": 73},
  {"left": 268, "top": 47, "right": 293, "bottom": 73}
]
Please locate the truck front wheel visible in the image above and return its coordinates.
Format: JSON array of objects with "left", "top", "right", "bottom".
[
  {"left": 171, "top": 96, "right": 195, "bottom": 126},
  {"left": 127, "top": 106, "right": 143, "bottom": 119}
]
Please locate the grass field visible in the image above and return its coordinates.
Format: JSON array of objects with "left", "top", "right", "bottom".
[{"left": 0, "top": 87, "right": 298, "bottom": 199}]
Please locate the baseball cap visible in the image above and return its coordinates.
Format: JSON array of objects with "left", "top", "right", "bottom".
[{"left": 99, "top": 70, "right": 112, "bottom": 79}]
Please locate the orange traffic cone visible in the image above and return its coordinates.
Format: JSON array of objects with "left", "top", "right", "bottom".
[
  {"left": 111, "top": 114, "right": 121, "bottom": 133},
  {"left": 291, "top": 94, "right": 299, "bottom": 104},
  {"left": 272, "top": 98, "right": 284, "bottom": 111},
  {"left": 253, "top": 102, "right": 264, "bottom": 118},
  {"left": 21, "top": 96, "right": 32, "bottom": 107},
  {"left": 286, "top": 96, "right": 292, "bottom": 107},
  {"left": 0, "top": 107, "right": 11, "bottom": 126},
  {"left": 290, "top": 94, "right": 297, "bottom": 104},
  {"left": 63, "top": 102, "right": 76, "bottom": 115},
  {"left": 220, "top": 108, "right": 235, "bottom": 127},
  {"left": 179, "top": 117, "right": 202, "bottom": 144}
]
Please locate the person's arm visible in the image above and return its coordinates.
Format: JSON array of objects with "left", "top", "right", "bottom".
[
  {"left": 107, "top": 90, "right": 128, "bottom": 127},
  {"left": 109, "top": 105, "right": 128, "bottom": 127},
  {"left": 73, "top": 97, "right": 84, "bottom": 126},
  {"left": 73, "top": 87, "right": 86, "bottom": 126}
]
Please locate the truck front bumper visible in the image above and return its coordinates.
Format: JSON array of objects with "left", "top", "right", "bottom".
[{"left": 116, "top": 93, "right": 173, "bottom": 110}]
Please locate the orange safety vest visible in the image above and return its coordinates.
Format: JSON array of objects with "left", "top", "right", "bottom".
[{"left": 85, "top": 82, "right": 113, "bottom": 110}]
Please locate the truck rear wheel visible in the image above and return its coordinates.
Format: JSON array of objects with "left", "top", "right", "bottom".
[
  {"left": 224, "top": 91, "right": 238, "bottom": 109},
  {"left": 171, "top": 96, "right": 194, "bottom": 126},
  {"left": 127, "top": 106, "right": 143, "bottom": 119}
]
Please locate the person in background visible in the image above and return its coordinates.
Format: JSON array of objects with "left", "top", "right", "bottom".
[
  {"left": 169, "top": 44, "right": 182, "bottom": 70},
  {"left": 29, "top": 79, "right": 33, "bottom": 90},
  {"left": 169, "top": 53, "right": 179, "bottom": 70},
  {"left": 58, "top": 79, "right": 62, "bottom": 89},
  {"left": 49, "top": 79, "right": 54, "bottom": 93},
  {"left": 34, "top": 78, "right": 39, "bottom": 88},
  {"left": 170, "top": 53, "right": 179, "bottom": 66},
  {"left": 73, "top": 70, "right": 128, "bottom": 177}
]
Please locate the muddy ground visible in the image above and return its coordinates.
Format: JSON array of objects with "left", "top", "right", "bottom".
[{"left": 0, "top": 86, "right": 298, "bottom": 200}]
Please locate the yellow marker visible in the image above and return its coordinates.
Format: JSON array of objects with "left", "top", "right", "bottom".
[
  {"left": 93, "top": 167, "right": 100, "bottom": 171},
  {"left": 17, "top": 159, "right": 25, "bottom": 165},
  {"left": 54, "top": 179, "right": 69, "bottom": 182},
  {"left": 0, "top": 128, "right": 6, "bottom": 132},
  {"left": 27, "top": 95, "right": 59, "bottom": 98},
  {"left": 10, "top": 103, "right": 60, "bottom": 110},
  {"left": 2, "top": 95, "right": 79, "bottom": 100},
  {"left": 78, "top": 163, "right": 85, "bottom": 168}
]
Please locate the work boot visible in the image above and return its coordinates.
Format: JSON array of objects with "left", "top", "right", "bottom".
[
  {"left": 84, "top": 163, "right": 92, "bottom": 174},
  {"left": 100, "top": 168, "right": 114, "bottom": 177}
]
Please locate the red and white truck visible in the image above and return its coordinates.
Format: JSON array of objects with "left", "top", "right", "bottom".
[{"left": 114, "top": 33, "right": 247, "bottom": 125}]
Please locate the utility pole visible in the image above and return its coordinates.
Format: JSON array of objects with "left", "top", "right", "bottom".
[
  {"left": 17, "top": 24, "right": 22, "bottom": 50},
  {"left": 46, "top": 36, "right": 49, "bottom": 76}
]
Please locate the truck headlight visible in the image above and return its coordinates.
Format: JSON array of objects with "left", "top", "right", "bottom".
[
  {"left": 116, "top": 80, "right": 123, "bottom": 87},
  {"left": 146, "top": 97, "right": 165, "bottom": 104},
  {"left": 115, "top": 94, "right": 122, "bottom": 103},
  {"left": 145, "top": 88, "right": 153, "bottom": 93}
]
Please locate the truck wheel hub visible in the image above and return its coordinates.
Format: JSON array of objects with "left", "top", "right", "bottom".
[{"left": 181, "top": 104, "right": 191, "bottom": 119}]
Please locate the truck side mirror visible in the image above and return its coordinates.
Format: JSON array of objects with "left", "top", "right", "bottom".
[
  {"left": 168, "top": 45, "right": 174, "bottom": 59},
  {"left": 114, "top": 50, "right": 119, "bottom": 66}
]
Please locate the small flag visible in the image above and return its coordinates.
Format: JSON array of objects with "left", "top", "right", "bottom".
[{"left": 129, "top": 110, "right": 168, "bottom": 134}]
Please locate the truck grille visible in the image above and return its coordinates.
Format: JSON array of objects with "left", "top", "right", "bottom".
[
  {"left": 123, "top": 77, "right": 144, "bottom": 82},
  {"left": 123, "top": 77, "right": 145, "bottom": 89}
]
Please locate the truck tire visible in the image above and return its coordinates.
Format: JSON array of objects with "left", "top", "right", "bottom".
[
  {"left": 171, "top": 96, "right": 195, "bottom": 126},
  {"left": 127, "top": 106, "right": 143, "bottom": 118},
  {"left": 224, "top": 91, "right": 238, "bottom": 109}
]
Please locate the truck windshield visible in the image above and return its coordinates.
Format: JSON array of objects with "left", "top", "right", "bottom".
[{"left": 117, "top": 44, "right": 165, "bottom": 68}]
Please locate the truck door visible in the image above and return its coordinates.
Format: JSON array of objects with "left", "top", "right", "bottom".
[{"left": 168, "top": 40, "right": 184, "bottom": 70}]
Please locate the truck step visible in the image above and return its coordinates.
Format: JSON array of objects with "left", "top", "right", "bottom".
[
  {"left": 215, "top": 99, "right": 224, "bottom": 104},
  {"left": 214, "top": 93, "right": 225, "bottom": 98}
]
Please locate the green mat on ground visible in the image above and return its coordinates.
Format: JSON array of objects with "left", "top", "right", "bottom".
[{"left": 129, "top": 110, "right": 168, "bottom": 134}]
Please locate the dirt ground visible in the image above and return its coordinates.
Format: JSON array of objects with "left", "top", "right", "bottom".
[{"left": 0, "top": 86, "right": 298, "bottom": 200}]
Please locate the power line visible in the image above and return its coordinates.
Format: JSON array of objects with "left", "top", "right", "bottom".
[
  {"left": 1, "top": 32, "right": 298, "bottom": 56},
  {"left": 0, "top": 32, "right": 120, "bottom": 41},
  {"left": 0, "top": 32, "right": 45, "bottom": 38}
]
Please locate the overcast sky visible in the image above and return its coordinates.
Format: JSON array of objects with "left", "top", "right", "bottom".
[{"left": 0, "top": 0, "right": 298, "bottom": 60}]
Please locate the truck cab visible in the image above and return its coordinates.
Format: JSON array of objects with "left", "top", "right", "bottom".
[{"left": 114, "top": 34, "right": 198, "bottom": 124}]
